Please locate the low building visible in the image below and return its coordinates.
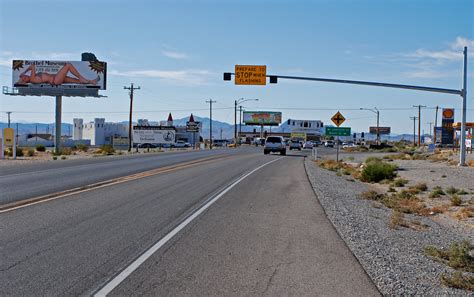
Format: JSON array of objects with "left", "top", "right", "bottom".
[
  {"left": 286, "top": 119, "right": 324, "bottom": 140},
  {"left": 74, "top": 118, "right": 128, "bottom": 146}
]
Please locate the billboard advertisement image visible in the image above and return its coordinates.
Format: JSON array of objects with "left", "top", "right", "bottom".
[
  {"left": 133, "top": 126, "right": 175, "bottom": 144},
  {"left": 243, "top": 111, "right": 282, "bottom": 126},
  {"left": 13, "top": 60, "right": 107, "bottom": 90}
]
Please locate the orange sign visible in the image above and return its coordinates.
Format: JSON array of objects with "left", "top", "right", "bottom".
[{"left": 235, "top": 65, "right": 266, "bottom": 85}]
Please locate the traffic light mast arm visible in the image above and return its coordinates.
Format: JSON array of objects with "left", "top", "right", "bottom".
[{"left": 224, "top": 73, "right": 461, "bottom": 96}]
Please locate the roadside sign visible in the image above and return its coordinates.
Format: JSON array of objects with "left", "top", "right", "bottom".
[
  {"left": 326, "top": 126, "right": 351, "bottom": 136},
  {"left": 369, "top": 126, "right": 391, "bottom": 134},
  {"left": 3, "top": 128, "right": 14, "bottom": 146},
  {"left": 331, "top": 111, "right": 345, "bottom": 127},
  {"left": 186, "top": 121, "right": 200, "bottom": 132},
  {"left": 291, "top": 132, "right": 306, "bottom": 140},
  {"left": 235, "top": 65, "right": 266, "bottom": 85}
]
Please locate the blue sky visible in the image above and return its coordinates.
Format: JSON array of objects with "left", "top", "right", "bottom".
[{"left": 0, "top": 0, "right": 473, "bottom": 134}]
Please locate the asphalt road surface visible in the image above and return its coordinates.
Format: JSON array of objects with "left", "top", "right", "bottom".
[{"left": 0, "top": 147, "right": 379, "bottom": 296}]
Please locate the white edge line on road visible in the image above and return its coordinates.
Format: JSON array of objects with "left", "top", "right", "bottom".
[{"left": 94, "top": 156, "right": 283, "bottom": 297}]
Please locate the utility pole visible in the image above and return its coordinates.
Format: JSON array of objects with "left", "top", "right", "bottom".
[
  {"left": 427, "top": 122, "right": 434, "bottom": 138},
  {"left": 434, "top": 105, "right": 439, "bottom": 143},
  {"left": 410, "top": 116, "right": 418, "bottom": 146},
  {"left": 206, "top": 99, "right": 216, "bottom": 149},
  {"left": 124, "top": 83, "right": 140, "bottom": 152},
  {"left": 6, "top": 112, "right": 12, "bottom": 128},
  {"left": 413, "top": 105, "right": 426, "bottom": 146}
]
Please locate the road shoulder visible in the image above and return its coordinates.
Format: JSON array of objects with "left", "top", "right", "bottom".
[{"left": 304, "top": 158, "right": 470, "bottom": 295}]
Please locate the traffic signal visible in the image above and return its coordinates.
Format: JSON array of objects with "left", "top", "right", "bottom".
[
  {"left": 264, "top": 130, "right": 268, "bottom": 138},
  {"left": 223, "top": 72, "right": 232, "bottom": 81},
  {"left": 270, "top": 76, "right": 278, "bottom": 84},
  {"left": 361, "top": 132, "right": 365, "bottom": 139},
  {"left": 353, "top": 133, "right": 356, "bottom": 139}
]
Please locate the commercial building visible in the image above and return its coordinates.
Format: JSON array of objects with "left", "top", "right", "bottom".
[
  {"left": 286, "top": 119, "right": 324, "bottom": 140},
  {"left": 73, "top": 118, "right": 128, "bottom": 146}
]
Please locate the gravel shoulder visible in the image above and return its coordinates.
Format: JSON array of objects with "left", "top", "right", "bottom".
[{"left": 304, "top": 157, "right": 472, "bottom": 295}]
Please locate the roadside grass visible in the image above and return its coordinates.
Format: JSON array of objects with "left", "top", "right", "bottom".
[
  {"left": 392, "top": 178, "right": 409, "bottom": 187},
  {"left": 424, "top": 241, "right": 474, "bottom": 273},
  {"left": 359, "top": 190, "right": 428, "bottom": 215},
  {"left": 95, "top": 144, "right": 115, "bottom": 155},
  {"left": 35, "top": 144, "right": 46, "bottom": 152},
  {"left": 450, "top": 195, "right": 462, "bottom": 207},
  {"left": 454, "top": 206, "right": 474, "bottom": 220},
  {"left": 430, "top": 186, "right": 446, "bottom": 198},
  {"left": 440, "top": 272, "right": 474, "bottom": 291}
]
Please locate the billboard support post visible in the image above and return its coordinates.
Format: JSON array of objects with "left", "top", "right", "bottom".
[
  {"left": 55, "top": 95, "right": 62, "bottom": 154},
  {"left": 460, "top": 46, "right": 468, "bottom": 166}
]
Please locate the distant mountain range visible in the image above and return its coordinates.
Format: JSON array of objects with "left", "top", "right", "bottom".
[{"left": 0, "top": 117, "right": 422, "bottom": 140}]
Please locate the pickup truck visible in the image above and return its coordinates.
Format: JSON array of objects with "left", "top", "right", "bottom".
[{"left": 264, "top": 136, "right": 286, "bottom": 155}]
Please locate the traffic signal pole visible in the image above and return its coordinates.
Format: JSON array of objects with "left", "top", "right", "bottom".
[{"left": 224, "top": 47, "right": 467, "bottom": 165}]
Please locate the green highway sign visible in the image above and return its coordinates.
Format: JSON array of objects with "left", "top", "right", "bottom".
[{"left": 325, "top": 126, "right": 351, "bottom": 136}]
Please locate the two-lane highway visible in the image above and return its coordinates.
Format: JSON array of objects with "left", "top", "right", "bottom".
[{"left": 0, "top": 147, "right": 378, "bottom": 296}]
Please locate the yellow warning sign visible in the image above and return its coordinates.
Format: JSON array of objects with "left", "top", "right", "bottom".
[
  {"left": 3, "top": 128, "right": 14, "bottom": 146},
  {"left": 331, "top": 111, "right": 346, "bottom": 127},
  {"left": 235, "top": 65, "right": 266, "bottom": 85}
]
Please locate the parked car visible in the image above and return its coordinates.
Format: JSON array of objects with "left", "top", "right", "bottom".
[
  {"left": 324, "top": 140, "right": 335, "bottom": 147},
  {"left": 174, "top": 140, "right": 187, "bottom": 148},
  {"left": 302, "top": 142, "right": 314, "bottom": 149},
  {"left": 289, "top": 140, "right": 302, "bottom": 150},
  {"left": 264, "top": 136, "right": 286, "bottom": 155},
  {"left": 137, "top": 143, "right": 157, "bottom": 148}
]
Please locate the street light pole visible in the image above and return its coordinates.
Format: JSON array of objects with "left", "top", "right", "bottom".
[
  {"left": 360, "top": 107, "right": 380, "bottom": 144},
  {"left": 206, "top": 99, "right": 216, "bottom": 149},
  {"left": 234, "top": 98, "right": 259, "bottom": 146}
]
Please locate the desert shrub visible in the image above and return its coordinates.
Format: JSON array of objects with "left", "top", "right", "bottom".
[
  {"left": 35, "top": 144, "right": 46, "bottom": 152},
  {"left": 454, "top": 207, "right": 474, "bottom": 220},
  {"left": 429, "top": 186, "right": 445, "bottom": 198},
  {"left": 75, "top": 143, "right": 89, "bottom": 152},
  {"left": 61, "top": 148, "right": 72, "bottom": 155},
  {"left": 425, "top": 241, "right": 474, "bottom": 273},
  {"left": 446, "top": 186, "right": 458, "bottom": 195},
  {"left": 393, "top": 178, "right": 409, "bottom": 187},
  {"left": 413, "top": 182, "right": 428, "bottom": 191},
  {"left": 359, "top": 190, "right": 385, "bottom": 201},
  {"left": 451, "top": 195, "right": 462, "bottom": 206},
  {"left": 389, "top": 211, "right": 408, "bottom": 229},
  {"left": 25, "top": 148, "right": 35, "bottom": 157},
  {"left": 99, "top": 144, "right": 115, "bottom": 155},
  {"left": 361, "top": 159, "right": 397, "bottom": 183},
  {"left": 61, "top": 156, "right": 66, "bottom": 160},
  {"left": 52, "top": 156, "right": 57, "bottom": 160},
  {"left": 457, "top": 189, "right": 469, "bottom": 195},
  {"left": 440, "top": 272, "right": 474, "bottom": 291}
]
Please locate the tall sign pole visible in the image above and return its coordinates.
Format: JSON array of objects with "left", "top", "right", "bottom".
[
  {"left": 460, "top": 47, "right": 468, "bottom": 166},
  {"left": 55, "top": 96, "right": 62, "bottom": 154},
  {"left": 434, "top": 105, "right": 439, "bottom": 143},
  {"left": 206, "top": 100, "right": 216, "bottom": 149},
  {"left": 410, "top": 116, "right": 418, "bottom": 146},
  {"left": 124, "top": 83, "right": 140, "bottom": 152}
]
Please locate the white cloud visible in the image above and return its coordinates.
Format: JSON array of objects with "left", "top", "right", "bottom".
[
  {"left": 402, "top": 70, "right": 449, "bottom": 79},
  {"left": 405, "top": 37, "right": 473, "bottom": 61},
  {"left": 109, "top": 69, "right": 211, "bottom": 85},
  {"left": 162, "top": 51, "right": 189, "bottom": 60}
]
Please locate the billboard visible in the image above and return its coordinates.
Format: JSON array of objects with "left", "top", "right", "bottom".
[
  {"left": 132, "top": 126, "right": 175, "bottom": 144},
  {"left": 12, "top": 60, "right": 107, "bottom": 90},
  {"left": 243, "top": 111, "right": 282, "bottom": 126},
  {"left": 369, "top": 127, "right": 391, "bottom": 134}
]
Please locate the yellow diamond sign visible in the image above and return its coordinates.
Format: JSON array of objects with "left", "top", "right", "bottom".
[{"left": 331, "top": 111, "right": 345, "bottom": 127}]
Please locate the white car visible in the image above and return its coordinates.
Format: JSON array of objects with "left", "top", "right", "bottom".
[
  {"left": 324, "top": 140, "right": 335, "bottom": 147},
  {"left": 174, "top": 140, "right": 187, "bottom": 148},
  {"left": 264, "top": 136, "right": 286, "bottom": 155},
  {"left": 303, "top": 142, "right": 314, "bottom": 149},
  {"left": 289, "top": 141, "right": 302, "bottom": 150}
]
